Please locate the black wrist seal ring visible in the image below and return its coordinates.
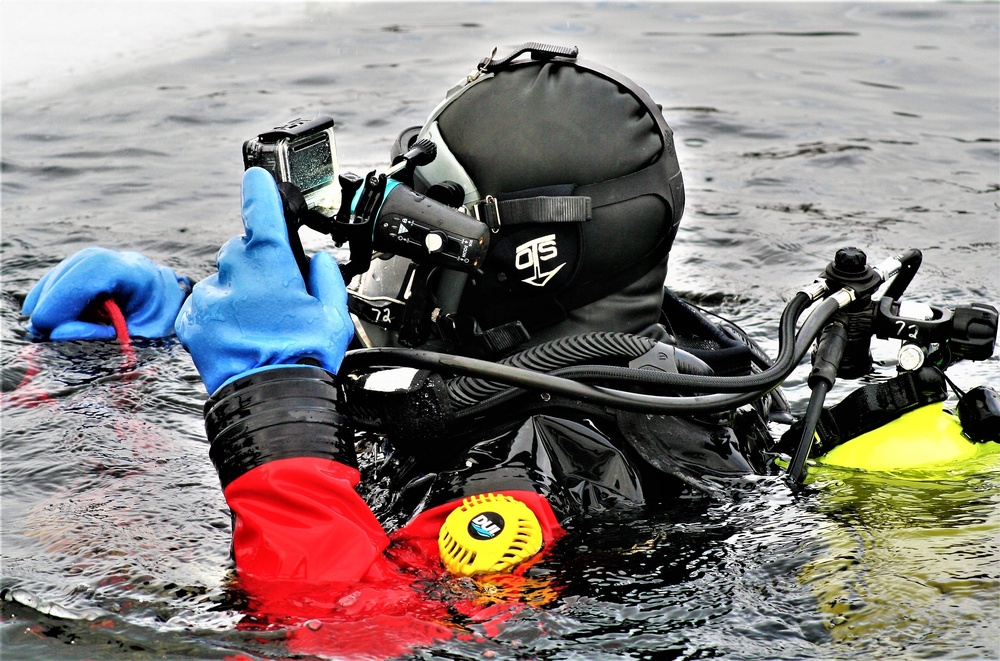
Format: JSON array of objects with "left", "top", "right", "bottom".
[{"left": 204, "top": 366, "right": 356, "bottom": 489}]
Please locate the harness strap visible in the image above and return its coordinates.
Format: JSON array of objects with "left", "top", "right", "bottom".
[
  {"left": 474, "top": 195, "right": 592, "bottom": 231},
  {"left": 578, "top": 154, "right": 680, "bottom": 210},
  {"left": 779, "top": 367, "right": 949, "bottom": 458}
]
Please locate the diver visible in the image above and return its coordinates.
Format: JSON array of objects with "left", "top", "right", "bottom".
[
  {"left": 21, "top": 42, "right": 776, "bottom": 582},
  {"left": 18, "top": 43, "right": 999, "bottom": 610}
]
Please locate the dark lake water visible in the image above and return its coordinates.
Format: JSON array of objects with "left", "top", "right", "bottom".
[{"left": 2, "top": 3, "right": 998, "bottom": 660}]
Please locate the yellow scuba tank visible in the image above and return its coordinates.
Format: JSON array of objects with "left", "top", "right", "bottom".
[{"left": 816, "top": 402, "right": 1000, "bottom": 472}]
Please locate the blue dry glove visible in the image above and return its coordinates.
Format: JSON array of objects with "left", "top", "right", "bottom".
[
  {"left": 22, "top": 247, "right": 190, "bottom": 341},
  {"left": 175, "top": 167, "right": 354, "bottom": 395}
]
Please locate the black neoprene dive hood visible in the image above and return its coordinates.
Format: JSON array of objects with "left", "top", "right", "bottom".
[{"left": 369, "top": 44, "right": 685, "bottom": 354}]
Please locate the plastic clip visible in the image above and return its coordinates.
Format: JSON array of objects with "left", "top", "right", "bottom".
[
  {"left": 475, "top": 195, "right": 502, "bottom": 233},
  {"left": 467, "top": 47, "right": 497, "bottom": 84}
]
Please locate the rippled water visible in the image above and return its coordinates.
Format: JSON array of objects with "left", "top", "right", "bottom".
[{"left": 2, "top": 3, "right": 998, "bottom": 660}]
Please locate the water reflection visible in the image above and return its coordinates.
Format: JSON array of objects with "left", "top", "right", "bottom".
[{"left": 801, "top": 462, "right": 1000, "bottom": 657}]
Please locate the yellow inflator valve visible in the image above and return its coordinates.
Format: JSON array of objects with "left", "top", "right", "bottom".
[{"left": 438, "top": 493, "right": 544, "bottom": 576}]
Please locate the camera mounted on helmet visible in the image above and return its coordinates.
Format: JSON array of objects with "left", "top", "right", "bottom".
[
  {"left": 244, "top": 43, "right": 687, "bottom": 358},
  {"left": 243, "top": 114, "right": 492, "bottom": 347}
]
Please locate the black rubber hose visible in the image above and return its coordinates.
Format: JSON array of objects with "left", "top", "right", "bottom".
[
  {"left": 504, "top": 332, "right": 655, "bottom": 372},
  {"left": 340, "top": 292, "right": 837, "bottom": 415},
  {"left": 542, "top": 297, "right": 830, "bottom": 391},
  {"left": 451, "top": 368, "right": 773, "bottom": 420},
  {"left": 785, "top": 381, "right": 831, "bottom": 485},
  {"left": 452, "top": 298, "right": 837, "bottom": 417},
  {"left": 341, "top": 347, "right": 662, "bottom": 408},
  {"left": 449, "top": 332, "right": 654, "bottom": 405},
  {"left": 445, "top": 291, "right": 817, "bottom": 406}
]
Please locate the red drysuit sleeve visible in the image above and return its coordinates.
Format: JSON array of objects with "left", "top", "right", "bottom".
[
  {"left": 204, "top": 366, "right": 396, "bottom": 583},
  {"left": 204, "top": 367, "right": 570, "bottom": 660},
  {"left": 205, "top": 367, "right": 567, "bottom": 587},
  {"left": 222, "top": 456, "right": 393, "bottom": 583}
]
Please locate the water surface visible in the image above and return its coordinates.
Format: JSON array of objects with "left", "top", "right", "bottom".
[{"left": 2, "top": 3, "right": 998, "bottom": 660}]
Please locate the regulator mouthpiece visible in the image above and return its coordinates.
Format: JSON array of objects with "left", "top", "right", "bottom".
[{"left": 438, "top": 493, "right": 544, "bottom": 576}]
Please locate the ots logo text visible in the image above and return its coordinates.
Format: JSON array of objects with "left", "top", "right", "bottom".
[{"left": 514, "top": 234, "right": 565, "bottom": 287}]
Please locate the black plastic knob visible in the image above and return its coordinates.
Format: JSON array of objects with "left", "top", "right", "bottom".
[{"left": 834, "top": 247, "right": 868, "bottom": 274}]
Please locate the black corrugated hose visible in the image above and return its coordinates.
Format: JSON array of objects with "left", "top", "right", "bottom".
[{"left": 340, "top": 291, "right": 832, "bottom": 415}]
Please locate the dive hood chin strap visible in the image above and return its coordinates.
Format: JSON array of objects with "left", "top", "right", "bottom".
[{"left": 473, "top": 193, "right": 591, "bottom": 233}]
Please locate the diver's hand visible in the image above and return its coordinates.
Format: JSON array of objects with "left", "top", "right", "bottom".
[
  {"left": 175, "top": 167, "right": 353, "bottom": 395},
  {"left": 22, "top": 247, "right": 190, "bottom": 341}
]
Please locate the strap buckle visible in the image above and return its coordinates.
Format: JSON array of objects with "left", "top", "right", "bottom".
[
  {"left": 467, "top": 47, "right": 498, "bottom": 84},
  {"left": 484, "top": 43, "right": 579, "bottom": 74},
  {"left": 475, "top": 195, "right": 502, "bottom": 233}
]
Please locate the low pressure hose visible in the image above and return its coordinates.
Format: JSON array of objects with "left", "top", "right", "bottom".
[
  {"left": 446, "top": 291, "right": 818, "bottom": 404},
  {"left": 450, "top": 293, "right": 839, "bottom": 416},
  {"left": 572, "top": 293, "right": 833, "bottom": 392},
  {"left": 341, "top": 291, "right": 833, "bottom": 415}
]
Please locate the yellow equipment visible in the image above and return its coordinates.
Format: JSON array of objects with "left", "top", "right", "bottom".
[{"left": 438, "top": 493, "right": 545, "bottom": 576}]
